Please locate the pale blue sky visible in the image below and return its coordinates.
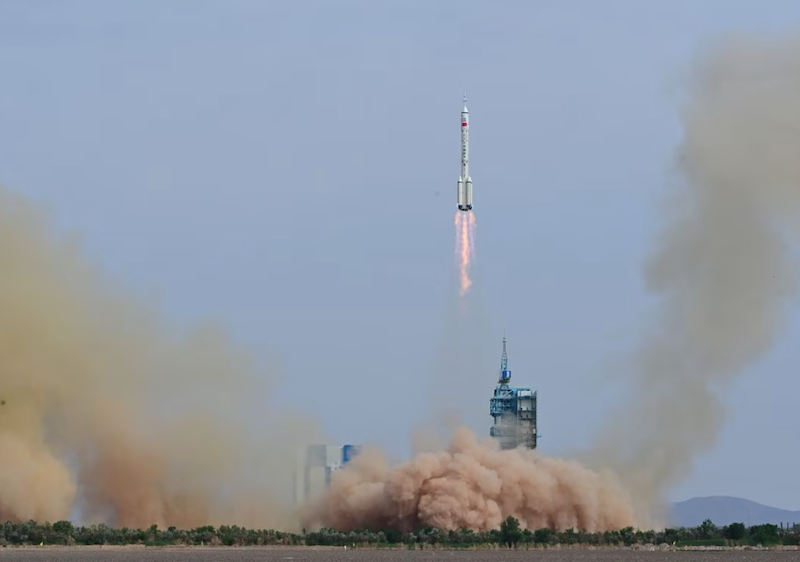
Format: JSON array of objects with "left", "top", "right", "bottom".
[{"left": 1, "top": 0, "right": 799, "bottom": 510}]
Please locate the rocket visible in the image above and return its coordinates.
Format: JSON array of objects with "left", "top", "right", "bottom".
[{"left": 457, "top": 94, "right": 473, "bottom": 212}]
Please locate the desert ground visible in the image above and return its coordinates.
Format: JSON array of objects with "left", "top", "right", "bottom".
[{"left": 2, "top": 547, "right": 800, "bottom": 562}]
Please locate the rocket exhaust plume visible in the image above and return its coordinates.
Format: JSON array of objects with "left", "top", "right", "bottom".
[
  {"left": 455, "top": 211, "right": 477, "bottom": 298},
  {"left": 303, "top": 426, "right": 637, "bottom": 533},
  {"left": 0, "top": 186, "right": 326, "bottom": 529},
  {"left": 587, "top": 32, "right": 800, "bottom": 525}
]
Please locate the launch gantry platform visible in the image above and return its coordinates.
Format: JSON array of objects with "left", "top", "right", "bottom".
[{"left": 489, "top": 337, "right": 538, "bottom": 450}]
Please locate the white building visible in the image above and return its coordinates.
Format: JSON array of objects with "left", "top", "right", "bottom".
[{"left": 293, "top": 444, "right": 361, "bottom": 506}]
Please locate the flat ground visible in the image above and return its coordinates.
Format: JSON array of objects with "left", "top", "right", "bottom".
[{"left": 1, "top": 547, "right": 800, "bottom": 562}]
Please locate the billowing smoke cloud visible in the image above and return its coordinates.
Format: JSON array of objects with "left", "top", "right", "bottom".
[
  {"left": 6, "top": 29, "right": 797, "bottom": 535},
  {"left": 0, "top": 186, "right": 327, "bottom": 529},
  {"left": 305, "top": 427, "right": 637, "bottom": 532},
  {"left": 587, "top": 33, "right": 800, "bottom": 524}
]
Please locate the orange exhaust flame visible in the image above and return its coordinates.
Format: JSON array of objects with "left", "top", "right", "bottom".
[{"left": 454, "top": 211, "right": 476, "bottom": 297}]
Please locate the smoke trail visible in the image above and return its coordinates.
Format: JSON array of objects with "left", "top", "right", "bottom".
[
  {"left": 304, "top": 426, "right": 636, "bottom": 533},
  {"left": 454, "top": 211, "right": 477, "bottom": 298},
  {"left": 588, "top": 33, "right": 800, "bottom": 524},
  {"left": 410, "top": 210, "right": 487, "bottom": 449},
  {"left": 0, "top": 186, "right": 327, "bottom": 529}
]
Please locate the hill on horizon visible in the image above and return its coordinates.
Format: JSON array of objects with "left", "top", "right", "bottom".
[{"left": 670, "top": 496, "right": 800, "bottom": 528}]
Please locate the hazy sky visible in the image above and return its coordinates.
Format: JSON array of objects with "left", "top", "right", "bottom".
[{"left": 1, "top": 0, "right": 799, "bottom": 510}]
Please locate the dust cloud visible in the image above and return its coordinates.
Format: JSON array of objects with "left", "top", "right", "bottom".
[
  {"left": 0, "top": 186, "right": 326, "bottom": 529},
  {"left": 304, "top": 426, "right": 636, "bottom": 532},
  {"left": 586, "top": 33, "right": 800, "bottom": 525}
]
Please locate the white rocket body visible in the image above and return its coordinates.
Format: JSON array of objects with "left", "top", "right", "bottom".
[{"left": 457, "top": 96, "right": 473, "bottom": 212}]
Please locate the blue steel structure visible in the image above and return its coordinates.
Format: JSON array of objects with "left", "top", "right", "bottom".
[{"left": 489, "top": 337, "right": 538, "bottom": 450}]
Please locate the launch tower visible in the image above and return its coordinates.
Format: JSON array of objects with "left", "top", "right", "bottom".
[{"left": 489, "top": 337, "right": 538, "bottom": 450}]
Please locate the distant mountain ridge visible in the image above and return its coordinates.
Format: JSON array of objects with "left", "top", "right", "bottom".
[{"left": 670, "top": 496, "right": 800, "bottom": 528}]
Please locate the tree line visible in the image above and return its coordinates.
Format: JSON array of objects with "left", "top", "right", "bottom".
[{"left": 0, "top": 517, "right": 797, "bottom": 548}]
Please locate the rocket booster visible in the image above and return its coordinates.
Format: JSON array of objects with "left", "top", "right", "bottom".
[{"left": 457, "top": 94, "right": 473, "bottom": 212}]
